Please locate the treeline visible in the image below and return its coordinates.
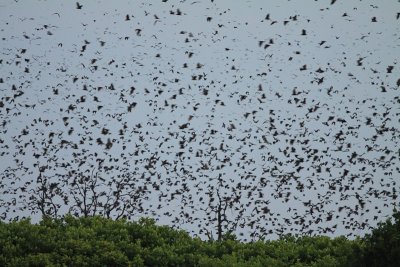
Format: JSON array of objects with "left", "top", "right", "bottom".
[{"left": 0, "top": 210, "right": 399, "bottom": 267}]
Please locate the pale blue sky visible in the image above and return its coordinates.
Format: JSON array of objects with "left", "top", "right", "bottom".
[{"left": 0, "top": 0, "right": 399, "bottom": 240}]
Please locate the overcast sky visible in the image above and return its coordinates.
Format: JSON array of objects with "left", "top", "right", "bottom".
[{"left": 1, "top": 0, "right": 399, "bottom": 241}]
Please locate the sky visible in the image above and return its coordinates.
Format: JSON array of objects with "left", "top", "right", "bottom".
[{"left": 0, "top": 0, "right": 399, "bottom": 241}]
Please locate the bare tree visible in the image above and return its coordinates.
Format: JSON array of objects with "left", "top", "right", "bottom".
[
  {"left": 201, "top": 174, "right": 244, "bottom": 241},
  {"left": 27, "top": 166, "right": 64, "bottom": 218},
  {"left": 67, "top": 166, "right": 149, "bottom": 220}
]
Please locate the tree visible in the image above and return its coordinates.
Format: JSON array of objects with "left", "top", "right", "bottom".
[
  {"left": 360, "top": 207, "right": 400, "bottom": 267},
  {"left": 201, "top": 174, "right": 244, "bottom": 241},
  {"left": 27, "top": 165, "right": 65, "bottom": 218},
  {"left": 67, "top": 167, "right": 148, "bottom": 219}
]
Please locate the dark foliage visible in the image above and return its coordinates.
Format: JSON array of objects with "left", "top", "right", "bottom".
[{"left": 0, "top": 210, "right": 398, "bottom": 266}]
